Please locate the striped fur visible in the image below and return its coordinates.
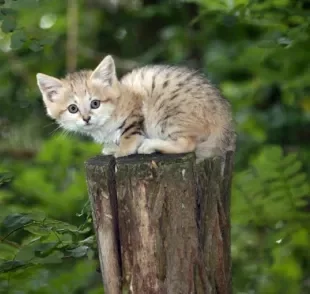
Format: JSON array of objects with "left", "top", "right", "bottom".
[{"left": 36, "top": 55, "right": 236, "bottom": 160}]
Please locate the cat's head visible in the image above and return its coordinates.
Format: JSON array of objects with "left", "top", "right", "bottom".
[{"left": 36, "top": 55, "right": 120, "bottom": 134}]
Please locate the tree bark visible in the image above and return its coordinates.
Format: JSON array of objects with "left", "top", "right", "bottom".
[
  {"left": 85, "top": 156, "right": 121, "bottom": 294},
  {"left": 85, "top": 152, "right": 234, "bottom": 294}
]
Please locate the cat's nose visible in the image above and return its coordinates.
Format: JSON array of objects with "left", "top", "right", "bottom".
[{"left": 83, "top": 116, "right": 91, "bottom": 124}]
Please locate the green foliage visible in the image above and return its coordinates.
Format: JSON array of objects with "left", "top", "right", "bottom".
[
  {"left": 0, "top": 134, "right": 101, "bottom": 293},
  {"left": 0, "top": 172, "right": 12, "bottom": 186},
  {"left": 0, "top": 0, "right": 60, "bottom": 52},
  {"left": 233, "top": 146, "right": 309, "bottom": 224},
  {"left": 232, "top": 145, "right": 310, "bottom": 293},
  {"left": 0, "top": 134, "right": 100, "bottom": 218},
  {"left": 0, "top": 0, "right": 310, "bottom": 293},
  {"left": 0, "top": 210, "right": 101, "bottom": 293}
]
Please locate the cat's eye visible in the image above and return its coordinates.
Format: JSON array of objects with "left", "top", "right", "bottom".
[
  {"left": 68, "top": 104, "right": 79, "bottom": 113},
  {"left": 90, "top": 100, "right": 100, "bottom": 109}
]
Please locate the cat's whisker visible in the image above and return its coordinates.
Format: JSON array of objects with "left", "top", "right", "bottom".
[
  {"left": 43, "top": 122, "right": 57, "bottom": 129},
  {"left": 60, "top": 129, "right": 74, "bottom": 140},
  {"left": 49, "top": 125, "right": 62, "bottom": 136},
  {"left": 60, "top": 129, "right": 68, "bottom": 138}
]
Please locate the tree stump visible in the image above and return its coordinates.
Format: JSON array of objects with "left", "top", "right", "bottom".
[{"left": 85, "top": 152, "right": 234, "bottom": 294}]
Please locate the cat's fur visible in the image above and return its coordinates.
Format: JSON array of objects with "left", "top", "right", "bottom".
[{"left": 36, "top": 55, "right": 236, "bottom": 160}]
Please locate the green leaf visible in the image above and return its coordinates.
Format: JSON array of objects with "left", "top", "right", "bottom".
[
  {"left": 79, "top": 236, "right": 95, "bottom": 245},
  {"left": 44, "top": 219, "right": 79, "bottom": 233},
  {"left": 291, "top": 228, "right": 309, "bottom": 247},
  {"left": 58, "top": 233, "right": 72, "bottom": 243},
  {"left": 10, "top": 0, "right": 40, "bottom": 9},
  {"left": 67, "top": 246, "right": 89, "bottom": 258},
  {"left": 283, "top": 161, "right": 302, "bottom": 178},
  {"left": 281, "top": 153, "right": 298, "bottom": 166},
  {"left": 257, "top": 40, "right": 277, "bottom": 48},
  {"left": 34, "top": 242, "right": 59, "bottom": 257},
  {"left": 24, "top": 224, "right": 52, "bottom": 236},
  {"left": 10, "top": 30, "right": 26, "bottom": 50},
  {"left": 2, "top": 213, "right": 33, "bottom": 230},
  {"left": 0, "top": 243, "right": 18, "bottom": 260},
  {"left": 288, "top": 173, "right": 307, "bottom": 187},
  {"left": 0, "top": 260, "right": 25, "bottom": 273},
  {"left": 0, "top": 8, "right": 16, "bottom": 20},
  {"left": 39, "top": 36, "right": 56, "bottom": 46},
  {"left": 29, "top": 39, "right": 43, "bottom": 52},
  {"left": 268, "top": 180, "right": 285, "bottom": 192},
  {"left": 1, "top": 16, "right": 16, "bottom": 33},
  {"left": 0, "top": 172, "right": 12, "bottom": 186},
  {"left": 290, "top": 184, "right": 310, "bottom": 198},
  {"left": 15, "top": 244, "right": 36, "bottom": 262},
  {"left": 34, "top": 251, "right": 64, "bottom": 264}
]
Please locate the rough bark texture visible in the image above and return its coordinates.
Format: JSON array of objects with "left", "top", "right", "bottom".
[
  {"left": 85, "top": 156, "right": 121, "bottom": 294},
  {"left": 85, "top": 152, "right": 234, "bottom": 294}
]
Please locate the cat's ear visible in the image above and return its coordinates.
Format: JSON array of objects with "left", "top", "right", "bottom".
[
  {"left": 36, "top": 73, "right": 63, "bottom": 102},
  {"left": 90, "top": 55, "right": 118, "bottom": 87}
]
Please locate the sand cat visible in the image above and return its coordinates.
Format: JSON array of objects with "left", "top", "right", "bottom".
[{"left": 36, "top": 55, "right": 235, "bottom": 160}]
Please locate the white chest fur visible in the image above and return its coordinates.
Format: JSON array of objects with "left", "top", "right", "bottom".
[{"left": 91, "top": 127, "right": 121, "bottom": 146}]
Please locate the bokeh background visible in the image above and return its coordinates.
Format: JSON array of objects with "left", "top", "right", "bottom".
[{"left": 1, "top": 0, "right": 310, "bottom": 293}]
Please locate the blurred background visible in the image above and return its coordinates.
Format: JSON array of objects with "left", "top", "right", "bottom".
[{"left": 0, "top": 0, "right": 310, "bottom": 293}]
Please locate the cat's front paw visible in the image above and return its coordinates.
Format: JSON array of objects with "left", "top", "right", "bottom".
[
  {"left": 114, "top": 149, "right": 135, "bottom": 158},
  {"left": 102, "top": 148, "right": 116, "bottom": 155},
  {"left": 102, "top": 143, "right": 117, "bottom": 155},
  {"left": 137, "top": 139, "right": 156, "bottom": 154}
]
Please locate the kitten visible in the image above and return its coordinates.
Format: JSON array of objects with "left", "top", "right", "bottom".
[{"left": 36, "top": 55, "right": 236, "bottom": 160}]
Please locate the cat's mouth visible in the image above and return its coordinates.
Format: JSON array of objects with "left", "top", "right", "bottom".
[{"left": 82, "top": 123, "right": 99, "bottom": 130}]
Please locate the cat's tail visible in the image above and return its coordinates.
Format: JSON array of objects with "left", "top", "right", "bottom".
[{"left": 195, "top": 127, "right": 236, "bottom": 160}]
